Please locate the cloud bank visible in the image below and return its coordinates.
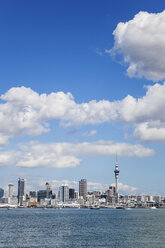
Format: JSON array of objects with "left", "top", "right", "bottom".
[
  {"left": 0, "top": 140, "right": 154, "bottom": 168},
  {"left": 0, "top": 85, "right": 164, "bottom": 143},
  {"left": 111, "top": 10, "right": 165, "bottom": 81},
  {"left": 0, "top": 84, "right": 165, "bottom": 143}
]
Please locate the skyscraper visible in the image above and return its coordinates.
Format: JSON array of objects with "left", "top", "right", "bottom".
[
  {"left": 8, "top": 183, "right": 14, "bottom": 198},
  {"left": 79, "top": 179, "right": 87, "bottom": 200},
  {"left": 0, "top": 188, "right": 4, "bottom": 199},
  {"left": 18, "top": 178, "right": 26, "bottom": 205},
  {"left": 109, "top": 186, "right": 116, "bottom": 197},
  {"left": 69, "top": 188, "right": 75, "bottom": 199},
  {"left": 59, "top": 185, "right": 69, "bottom": 202},
  {"left": 45, "top": 182, "right": 52, "bottom": 199}
]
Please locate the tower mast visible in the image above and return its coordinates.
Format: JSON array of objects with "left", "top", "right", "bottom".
[{"left": 114, "top": 154, "right": 120, "bottom": 203}]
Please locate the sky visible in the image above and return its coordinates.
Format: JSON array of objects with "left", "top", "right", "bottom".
[{"left": 1, "top": 0, "right": 165, "bottom": 195}]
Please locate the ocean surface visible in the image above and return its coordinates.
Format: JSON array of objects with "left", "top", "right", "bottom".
[{"left": 0, "top": 208, "right": 165, "bottom": 248}]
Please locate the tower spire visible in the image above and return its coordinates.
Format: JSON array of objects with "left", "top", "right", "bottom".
[{"left": 114, "top": 154, "right": 120, "bottom": 203}]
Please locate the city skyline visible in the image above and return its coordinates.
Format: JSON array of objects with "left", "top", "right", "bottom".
[{"left": 0, "top": 1, "right": 165, "bottom": 195}]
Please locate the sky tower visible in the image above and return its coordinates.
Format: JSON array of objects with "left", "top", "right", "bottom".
[{"left": 114, "top": 155, "right": 120, "bottom": 203}]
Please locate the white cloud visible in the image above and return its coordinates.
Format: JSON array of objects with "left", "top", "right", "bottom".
[
  {"left": 0, "top": 151, "right": 17, "bottom": 166},
  {"left": 111, "top": 182, "right": 138, "bottom": 194},
  {"left": 111, "top": 10, "right": 165, "bottom": 81},
  {"left": 1, "top": 84, "right": 165, "bottom": 143},
  {"left": 82, "top": 130, "right": 97, "bottom": 137},
  {"left": 134, "top": 121, "right": 165, "bottom": 142},
  {"left": 15, "top": 140, "right": 154, "bottom": 168},
  {"left": 118, "top": 83, "right": 165, "bottom": 123},
  {"left": 0, "top": 140, "right": 154, "bottom": 168},
  {"left": 0, "top": 87, "right": 117, "bottom": 145}
]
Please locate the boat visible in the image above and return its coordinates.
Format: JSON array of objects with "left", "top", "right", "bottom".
[
  {"left": 149, "top": 206, "right": 157, "bottom": 209},
  {"left": 90, "top": 205, "right": 100, "bottom": 210},
  {"left": 7, "top": 207, "right": 13, "bottom": 210},
  {"left": 116, "top": 206, "right": 125, "bottom": 209},
  {"left": 115, "top": 204, "right": 125, "bottom": 209}
]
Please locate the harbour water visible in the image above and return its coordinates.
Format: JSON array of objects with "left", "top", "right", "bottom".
[{"left": 0, "top": 208, "right": 165, "bottom": 248}]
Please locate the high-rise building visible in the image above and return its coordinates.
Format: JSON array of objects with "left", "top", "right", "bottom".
[
  {"left": 37, "top": 183, "right": 52, "bottom": 202},
  {"left": 109, "top": 186, "right": 116, "bottom": 197},
  {"left": 74, "top": 191, "right": 79, "bottom": 200},
  {"left": 29, "top": 191, "right": 37, "bottom": 198},
  {"left": 18, "top": 178, "right": 26, "bottom": 205},
  {"left": 79, "top": 179, "right": 87, "bottom": 200},
  {"left": 45, "top": 182, "right": 52, "bottom": 199},
  {"left": 59, "top": 185, "right": 69, "bottom": 202},
  {"left": 37, "top": 190, "right": 47, "bottom": 202},
  {"left": 0, "top": 188, "right": 4, "bottom": 199},
  {"left": 69, "top": 188, "right": 75, "bottom": 199},
  {"left": 8, "top": 183, "right": 14, "bottom": 198}
]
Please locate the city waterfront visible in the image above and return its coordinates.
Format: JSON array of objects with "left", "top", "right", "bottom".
[{"left": 0, "top": 208, "right": 165, "bottom": 248}]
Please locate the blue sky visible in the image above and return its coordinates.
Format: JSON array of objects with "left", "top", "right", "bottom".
[{"left": 1, "top": 0, "right": 165, "bottom": 195}]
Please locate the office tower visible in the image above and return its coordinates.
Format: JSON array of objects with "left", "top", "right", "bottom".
[
  {"left": 114, "top": 156, "right": 120, "bottom": 203},
  {"left": 37, "top": 183, "right": 52, "bottom": 202},
  {"left": 59, "top": 185, "right": 69, "bottom": 202},
  {"left": 18, "top": 178, "right": 26, "bottom": 205},
  {"left": 0, "top": 188, "right": 4, "bottom": 198},
  {"left": 69, "top": 188, "right": 75, "bottom": 199},
  {"left": 29, "top": 191, "right": 37, "bottom": 198},
  {"left": 79, "top": 179, "right": 87, "bottom": 200},
  {"left": 74, "top": 191, "right": 79, "bottom": 200},
  {"left": 37, "top": 190, "right": 47, "bottom": 202},
  {"left": 45, "top": 182, "right": 52, "bottom": 199},
  {"left": 109, "top": 186, "right": 116, "bottom": 197},
  {"left": 8, "top": 183, "right": 14, "bottom": 197}
]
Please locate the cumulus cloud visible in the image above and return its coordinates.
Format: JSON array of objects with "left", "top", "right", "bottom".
[
  {"left": 118, "top": 83, "right": 165, "bottom": 123},
  {"left": 134, "top": 121, "right": 165, "bottom": 142},
  {"left": 15, "top": 140, "right": 154, "bottom": 168},
  {"left": 0, "top": 84, "right": 165, "bottom": 143},
  {"left": 111, "top": 182, "right": 138, "bottom": 194},
  {"left": 0, "top": 87, "right": 117, "bottom": 145},
  {"left": 0, "top": 151, "right": 18, "bottom": 166},
  {"left": 111, "top": 10, "right": 165, "bottom": 81},
  {"left": 0, "top": 140, "right": 154, "bottom": 168}
]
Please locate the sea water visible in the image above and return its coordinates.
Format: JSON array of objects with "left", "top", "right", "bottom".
[{"left": 0, "top": 208, "right": 165, "bottom": 248}]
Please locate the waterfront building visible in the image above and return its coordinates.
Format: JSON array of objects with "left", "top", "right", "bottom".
[
  {"left": 37, "top": 190, "right": 47, "bottom": 202},
  {"left": 8, "top": 195, "right": 18, "bottom": 205},
  {"left": 153, "top": 196, "right": 161, "bottom": 203},
  {"left": 45, "top": 182, "right": 52, "bottom": 198},
  {"left": 8, "top": 183, "right": 14, "bottom": 198},
  {"left": 0, "top": 188, "right": 4, "bottom": 198},
  {"left": 37, "top": 183, "right": 52, "bottom": 202},
  {"left": 79, "top": 179, "right": 87, "bottom": 200},
  {"left": 29, "top": 191, "right": 37, "bottom": 198},
  {"left": 100, "top": 194, "right": 107, "bottom": 200},
  {"left": 86, "top": 194, "right": 95, "bottom": 206},
  {"left": 109, "top": 186, "right": 116, "bottom": 197},
  {"left": 109, "top": 196, "right": 116, "bottom": 205},
  {"left": 106, "top": 186, "right": 116, "bottom": 202},
  {"left": 74, "top": 191, "right": 79, "bottom": 200},
  {"left": 0, "top": 196, "right": 8, "bottom": 204},
  {"left": 69, "top": 188, "right": 75, "bottom": 199},
  {"left": 59, "top": 185, "right": 69, "bottom": 202},
  {"left": 18, "top": 178, "right": 26, "bottom": 205}
]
